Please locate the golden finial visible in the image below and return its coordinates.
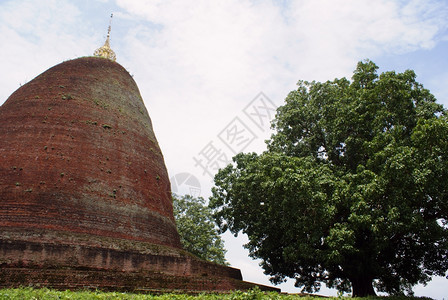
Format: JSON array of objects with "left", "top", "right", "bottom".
[{"left": 94, "top": 14, "right": 116, "bottom": 61}]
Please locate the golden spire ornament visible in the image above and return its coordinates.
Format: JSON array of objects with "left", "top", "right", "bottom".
[{"left": 94, "top": 14, "right": 116, "bottom": 61}]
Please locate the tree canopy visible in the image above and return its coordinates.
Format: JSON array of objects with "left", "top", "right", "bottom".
[
  {"left": 209, "top": 60, "right": 448, "bottom": 297},
  {"left": 173, "top": 194, "right": 227, "bottom": 265}
]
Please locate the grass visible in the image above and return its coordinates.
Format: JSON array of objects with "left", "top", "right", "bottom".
[{"left": 0, "top": 288, "right": 433, "bottom": 300}]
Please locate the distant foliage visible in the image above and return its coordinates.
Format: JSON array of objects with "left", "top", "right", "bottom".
[
  {"left": 210, "top": 60, "right": 448, "bottom": 297},
  {"left": 173, "top": 194, "right": 227, "bottom": 265}
]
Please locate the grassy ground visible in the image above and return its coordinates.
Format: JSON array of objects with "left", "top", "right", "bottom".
[{"left": 0, "top": 287, "right": 434, "bottom": 300}]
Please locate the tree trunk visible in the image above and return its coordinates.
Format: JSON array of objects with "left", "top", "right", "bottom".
[{"left": 351, "top": 276, "right": 376, "bottom": 297}]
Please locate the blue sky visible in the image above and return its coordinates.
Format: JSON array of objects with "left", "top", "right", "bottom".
[{"left": 1, "top": 0, "right": 448, "bottom": 298}]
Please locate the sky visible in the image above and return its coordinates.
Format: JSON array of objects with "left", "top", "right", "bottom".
[{"left": 1, "top": 0, "right": 448, "bottom": 298}]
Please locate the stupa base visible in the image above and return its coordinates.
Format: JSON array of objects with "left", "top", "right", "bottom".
[{"left": 0, "top": 235, "right": 279, "bottom": 293}]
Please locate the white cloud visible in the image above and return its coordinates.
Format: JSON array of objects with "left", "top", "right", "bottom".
[
  {"left": 111, "top": 0, "right": 448, "bottom": 185},
  {"left": 0, "top": 0, "right": 98, "bottom": 103},
  {"left": 283, "top": 0, "right": 448, "bottom": 76},
  {"left": 114, "top": 0, "right": 448, "bottom": 105}
]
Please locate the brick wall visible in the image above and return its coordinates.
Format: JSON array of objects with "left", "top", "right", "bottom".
[{"left": 0, "top": 57, "right": 181, "bottom": 249}]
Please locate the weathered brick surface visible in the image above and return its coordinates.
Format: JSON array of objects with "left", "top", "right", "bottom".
[
  {"left": 0, "top": 57, "right": 280, "bottom": 293},
  {"left": 0, "top": 267, "right": 273, "bottom": 293},
  {"left": 0, "top": 236, "right": 280, "bottom": 293},
  {"left": 0, "top": 238, "right": 242, "bottom": 280},
  {"left": 0, "top": 57, "right": 180, "bottom": 248}
]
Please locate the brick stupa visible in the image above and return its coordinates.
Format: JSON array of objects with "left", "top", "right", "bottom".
[{"left": 0, "top": 56, "right": 278, "bottom": 293}]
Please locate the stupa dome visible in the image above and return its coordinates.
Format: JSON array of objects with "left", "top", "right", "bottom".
[
  {"left": 0, "top": 56, "right": 180, "bottom": 248},
  {"left": 0, "top": 56, "right": 278, "bottom": 293}
]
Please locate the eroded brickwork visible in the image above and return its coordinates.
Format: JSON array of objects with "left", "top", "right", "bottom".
[
  {"left": 0, "top": 57, "right": 180, "bottom": 248},
  {"left": 0, "top": 57, "right": 279, "bottom": 293}
]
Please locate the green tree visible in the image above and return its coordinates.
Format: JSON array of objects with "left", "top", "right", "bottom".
[
  {"left": 210, "top": 60, "right": 448, "bottom": 297},
  {"left": 173, "top": 194, "right": 227, "bottom": 265}
]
